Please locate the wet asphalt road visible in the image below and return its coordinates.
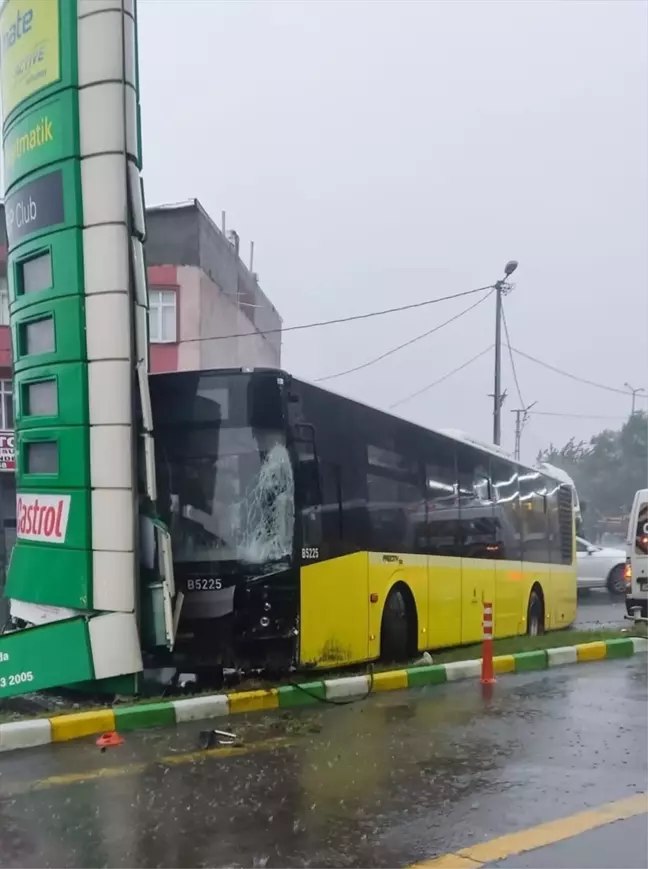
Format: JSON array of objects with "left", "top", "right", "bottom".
[
  {"left": 491, "top": 814, "right": 648, "bottom": 868},
  {"left": 575, "top": 589, "right": 627, "bottom": 630},
  {"left": 0, "top": 654, "right": 646, "bottom": 869}
]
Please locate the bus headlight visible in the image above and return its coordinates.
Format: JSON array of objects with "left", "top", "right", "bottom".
[{"left": 260, "top": 616, "right": 270, "bottom": 628}]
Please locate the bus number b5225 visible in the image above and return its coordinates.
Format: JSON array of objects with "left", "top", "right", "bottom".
[{"left": 186, "top": 578, "right": 223, "bottom": 591}]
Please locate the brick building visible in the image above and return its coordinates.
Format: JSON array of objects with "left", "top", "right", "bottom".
[{"left": 0, "top": 198, "right": 282, "bottom": 569}]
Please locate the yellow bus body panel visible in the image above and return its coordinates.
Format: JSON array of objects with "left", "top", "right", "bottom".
[
  {"left": 300, "top": 551, "right": 576, "bottom": 667},
  {"left": 299, "top": 552, "right": 370, "bottom": 668},
  {"left": 366, "top": 553, "right": 428, "bottom": 659}
]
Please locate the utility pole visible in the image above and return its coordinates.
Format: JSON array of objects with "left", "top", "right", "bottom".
[
  {"left": 512, "top": 401, "right": 537, "bottom": 460},
  {"left": 624, "top": 382, "right": 645, "bottom": 416},
  {"left": 492, "top": 260, "right": 518, "bottom": 445}
]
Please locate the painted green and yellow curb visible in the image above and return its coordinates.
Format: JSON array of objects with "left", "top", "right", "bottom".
[{"left": 1, "top": 636, "right": 646, "bottom": 754}]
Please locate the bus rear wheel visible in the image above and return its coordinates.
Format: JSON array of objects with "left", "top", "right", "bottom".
[
  {"left": 380, "top": 588, "right": 410, "bottom": 662},
  {"left": 526, "top": 589, "right": 544, "bottom": 636}
]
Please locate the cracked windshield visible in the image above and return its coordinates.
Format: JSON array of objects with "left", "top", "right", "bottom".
[
  {"left": 168, "top": 427, "right": 294, "bottom": 566},
  {"left": 0, "top": 1, "right": 645, "bottom": 868}
]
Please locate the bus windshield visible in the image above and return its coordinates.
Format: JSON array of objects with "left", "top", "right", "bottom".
[{"left": 152, "top": 371, "right": 295, "bottom": 569}]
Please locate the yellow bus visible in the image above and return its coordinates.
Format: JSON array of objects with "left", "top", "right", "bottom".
[{"left": 153, "top": 369, "right": 577, "bottom": 675}]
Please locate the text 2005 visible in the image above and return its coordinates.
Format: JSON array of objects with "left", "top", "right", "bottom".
[{"left": 0, "top": 671, "right": 34, "bottom": 688}]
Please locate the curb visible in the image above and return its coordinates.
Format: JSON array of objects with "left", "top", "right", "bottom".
[{"left": 1, "top": 636, "right": 646, "bottom": 754}]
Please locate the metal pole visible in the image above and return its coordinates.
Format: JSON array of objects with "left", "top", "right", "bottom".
[
  {"left": 624, "top": 383, "right": 645, "bottom": 416},
  {"left": 493, "top": 281, "right": 503, "bottom": 445},
  {"left": 511, "top": 402, "right": 537, "bottom": 461},
  {"left": 513, "top": 410, "right": 522, "bottom": 460}
]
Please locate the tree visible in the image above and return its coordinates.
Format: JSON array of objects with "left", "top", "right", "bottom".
[{"left": 537, "top": 412, "right": 648, "bottom": 538}]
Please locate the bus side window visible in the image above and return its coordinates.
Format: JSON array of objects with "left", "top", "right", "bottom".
[
  {"left": 544, "top": 477, "right": 562, "bottom": 564},
  {"left": 456, "top": 445, "right": 495, "bottom": 559},
  {"left": 519, "top": 472, "right": 549, "bottom": 564},
  {"left": 296, "top": 437, "right": 320, "bottom": 547},
  {"left": 298, "top": 454, "right": 342, "bottom": 555},
  {"left": 491, "top": 459, "right": 522, "bottom": 561},
  {"left": 366, "top": 473, "right": 423, "bottom": 554},
  {"left": 320, "top": 461, "right": 343, "bottom": 547},
  {"left": 424, "top": 436, "right": 459, "bottom": 558},
  {"left": 296, "top": 441, "right": 320, "bottom": 508}
]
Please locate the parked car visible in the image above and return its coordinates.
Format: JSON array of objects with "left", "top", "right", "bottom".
[{"left": 576, "top": 536, "right": 626, "bottom": 594}]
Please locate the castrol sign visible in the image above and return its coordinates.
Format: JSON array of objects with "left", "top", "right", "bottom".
[{"left": 16, "top": 494, "right": 70, "bottom": 544}]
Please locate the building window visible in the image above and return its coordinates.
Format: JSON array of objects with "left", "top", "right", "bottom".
[
  {"left": 149, "top": 289, "right": 177, "bottom": 343},
  {"left": 0, "top": 276, "right": 9, "bottom": 326},
  {"left": 0, "top": 380, "right": 13, "bottom": 430}
]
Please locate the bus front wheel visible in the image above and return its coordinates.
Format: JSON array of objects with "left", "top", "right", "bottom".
[{"left": 380, "top": 587, "right": 410, "bottom": 662}]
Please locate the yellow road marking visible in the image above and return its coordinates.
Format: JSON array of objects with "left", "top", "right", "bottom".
[
  {"left": 0, "top": 736, "right": 293, "bottom": 798},
  {"left": 410, "top": 793, "right": 648, "bottom": 867}
]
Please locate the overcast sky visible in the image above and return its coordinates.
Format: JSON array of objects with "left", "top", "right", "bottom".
[{"left": 138, "top": 0, "right": 647, "bottom": 462}]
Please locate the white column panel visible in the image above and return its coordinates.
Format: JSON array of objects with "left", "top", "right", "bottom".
[
  {"left": 134, "top": 304, "right": 148, "bottom": 364},
  {"left": 92, "top": 489, "right": 134, "bottom": 551},
  {"left": 79, "top": 82, "right": 125, "bottom": 156},
  {"left": 93, "top": 551, "right": 135, "bottom": 613},
  {"left": 78, "top": 0, "right": 135, "bottom": 17},
  {"left": 125, "top": 84, "right": 139, "bottom": 165},
  {"left": 78, "top": 83, "right": 138, "bottom": 162},
  {"left": 85, "top": 293, "right": 131, "bottom": 361},
  {"left": 78, "top": 10, "right": 135, "bottom": 88},
  {"left": 131, "top": 238, "right": 148, "bottom": 305},
  {"left": 83, "top": 225, "right": 129, "bottom": 295},
  {"left": 81, "top": 154, "right": 127, "bottom": 227},
  {"left": 78, "top": 0, "right": 139, "bottom": 630},
  {"left": 89, "top": 612, "right": 142, "bottom": 680},
  {"left": 90, "top": 426, "right": 133, "bottom": 489},
  {"left": 88, "top": 360, "right": 131, "bottom": 425}
]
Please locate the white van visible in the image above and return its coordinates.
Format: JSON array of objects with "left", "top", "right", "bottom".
[{"left": 625, "top": 489, "right": 648, "bottom": 618}]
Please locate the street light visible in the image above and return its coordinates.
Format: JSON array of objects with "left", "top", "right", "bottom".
[
  {"left": 492, "top": 260, "right": 519, "bottom": 446},
  {"left": 624, "top": 382, "right": 646, "bottom": 416}
]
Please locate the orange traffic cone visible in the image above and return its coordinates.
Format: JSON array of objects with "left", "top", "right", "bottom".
[{"left": 480, "top": 601, "right": 496, "bottom": 686}]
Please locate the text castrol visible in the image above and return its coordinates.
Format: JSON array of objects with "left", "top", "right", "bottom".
[{"left": 16, "top": 493, "right": 70, "bottom": 543}]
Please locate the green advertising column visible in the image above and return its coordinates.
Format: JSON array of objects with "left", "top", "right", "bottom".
[{"left": 0, "top": 0, "right": 149, "bottom": 698}]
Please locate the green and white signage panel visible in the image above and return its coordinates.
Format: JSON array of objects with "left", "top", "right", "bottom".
[
  {"left": 4, "top": 159, "right": 82, "bottom": 252},
  {"left": 0, "top": 618, "right": 94, "bottom": 698},
  {"left": 0, "top": 0, "right": 146, "bottom": 699},
  {"left": 3, "top": 89, "right": 78, "bottom": 190},
  {"left": 0, "top": 0, "right": 79, "bottom": 128}
]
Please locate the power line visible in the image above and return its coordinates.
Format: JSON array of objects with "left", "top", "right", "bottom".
[
  {"left": 529, "top": 410, "right": 628, "bottom": 420},
  {"left": 510, "top": 346, "right": 648, "bottom": 398},
  {"left": 179, "top": 284, "right": 495, "bottom": 344},
  {"left": 501, "top": 302, "right": 525, "bottom": 408},
  {"left": 316, "top": 289, "right": 494, "bottom": 382},
  {"left": 389, "top": 345, "right": 494, "bottom": 409}
]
